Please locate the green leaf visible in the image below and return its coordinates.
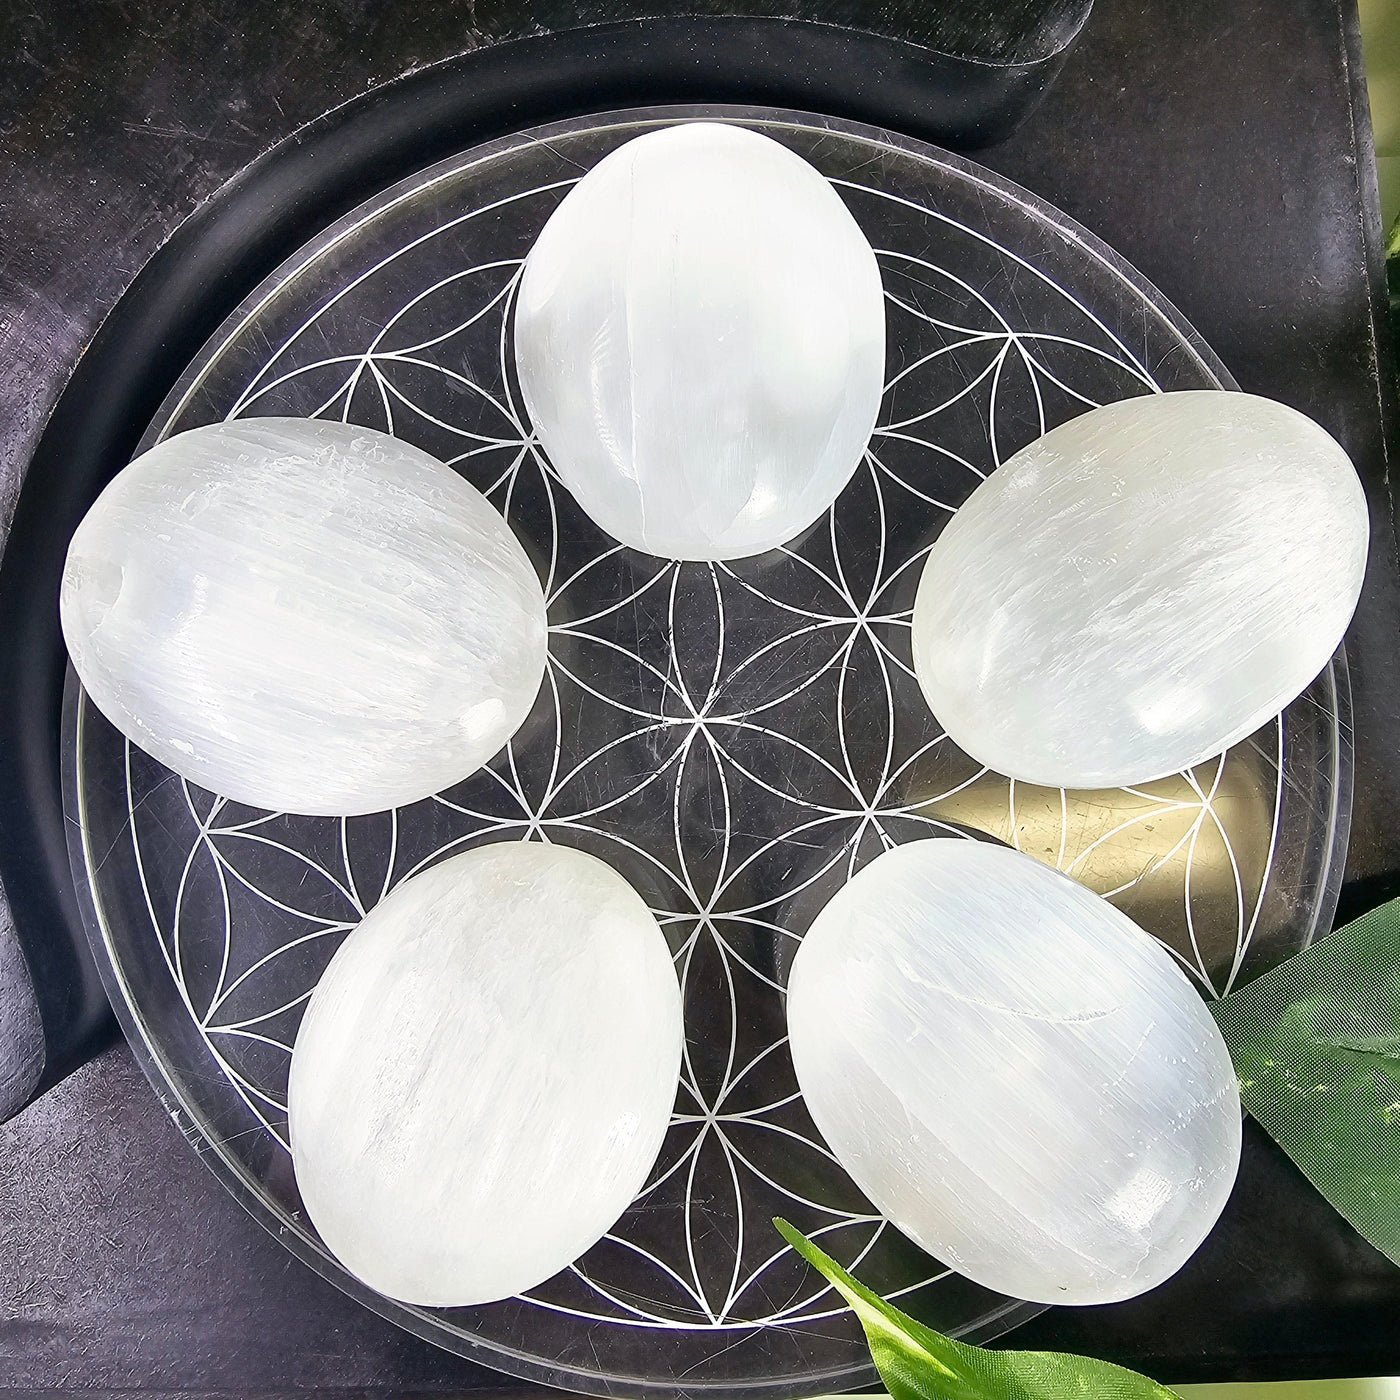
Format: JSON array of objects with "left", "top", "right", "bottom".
[
  {"left": 773, "top": 1220, "right": 1181, "bottom": 1400},
  {"left": 1323, "top": 1036, "right": 1400, "bottom": 1080},
  {"left": 1212, "top": 897, "right": 1400, "bottom": 1266}
]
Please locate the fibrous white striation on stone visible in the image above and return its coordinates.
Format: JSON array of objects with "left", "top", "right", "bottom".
[
  {"left": 911, "top": 390, "right": 1369, "bottom": 788},
  {"left": 288, "top": 841, "right": 683, "bottom": 1307},
  {"left": 61, "top": 417, "right": 548, "bottom": 816},
  {"left": 514, "top": 121, "right": 886, "bottom": 561},
  {"left": 786, "top": 839, "right": 1241, "bottom": 1306}
]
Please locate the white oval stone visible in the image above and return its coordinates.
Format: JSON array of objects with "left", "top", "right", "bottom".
[
  {"left": 289, "top": 841, "right": 683, "bottom": 1307},
  {"left": 514, "top": 121, "right": 886, "bottom": 561},
  {"left": 61, "top": 418, "right": 548, "bottom": 816},
  {"left": 911, "top": 391, "right": 1368, "bottom": 787},
  {"left": 787, "top": 839, "right": 1241, "bottom": 1305}
]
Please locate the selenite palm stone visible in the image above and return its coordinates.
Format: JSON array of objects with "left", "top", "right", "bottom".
[
  {"left": 787, "top": 839, "right": 1241, "bottom": 1306},
  {"left": 60, "top": 418, "right": 548, "bottom": 816},
  {"left": 514, "top": 121, "right": 886, "bottom": 561},
  {"left": 288, "top": 841, "right": 683, "bottom": 1307},
  {"left": 911, "top": 390, "right": 1369, "bottom": 787}
]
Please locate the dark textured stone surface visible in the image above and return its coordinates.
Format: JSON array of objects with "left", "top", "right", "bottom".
[
  {"left": 464, "top": 0, "right": 1093, "bottom": 61},
  {"left": 0, "top": 889, "right": 43, "bottom": 1122}
]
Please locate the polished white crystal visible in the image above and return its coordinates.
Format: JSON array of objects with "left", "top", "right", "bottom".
[
  {"left": 60, "top": 418, "right": 547, "bottom": 815},
  {"left": 787, "top": 839, "right": 1241, "bottom": 1306},
  {"left": 911, "top": 391, "right": 1369, "bottom": 787},
  {"left": 514, "top": 121, "right": 886, "bottom": 561},
  {"left": 288, "top": 841, "right": 683, "bottom": 1307}
]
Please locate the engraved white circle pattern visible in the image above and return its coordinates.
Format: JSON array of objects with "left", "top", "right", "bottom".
[{"left": 68, "top": 108, "right": 1348, "bottom": 1397}]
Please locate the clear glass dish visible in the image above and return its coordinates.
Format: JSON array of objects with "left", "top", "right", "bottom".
[{"left": 63, "top": 105, "right": 1351, "bottom": 1399}]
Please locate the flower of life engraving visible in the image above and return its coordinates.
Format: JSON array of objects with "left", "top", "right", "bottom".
[{"left": 68, "top": 109, "right": 1347, "bottom": 1396}]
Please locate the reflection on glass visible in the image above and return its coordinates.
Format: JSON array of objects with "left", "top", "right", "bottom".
[{"left": 903, "top": 735, "right": 1277, "bottom": 996}]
